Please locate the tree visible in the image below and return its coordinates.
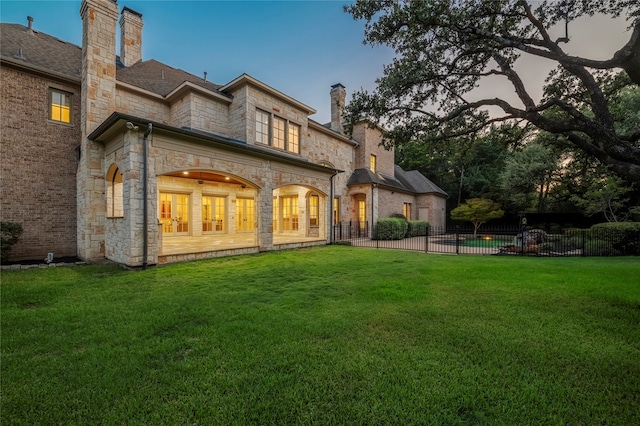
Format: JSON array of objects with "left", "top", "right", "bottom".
[
  {"left": 450, "top": 198, "right": 505, "bottom": 237},
  {"left": 395, "top": 123, "right": 525, "bottom": 211},
  {"left": 499, "top": 142, "right": 558, "bottom": 213},
  {"left": 345, "top": 0, "right": 640, "bottom": 184},
  {"left": 571, "top": 176, "right": 640, "bottom": 222}
]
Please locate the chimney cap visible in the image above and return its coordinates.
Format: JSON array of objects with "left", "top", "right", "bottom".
[
  {"left": 331, "top": 83, "right": 345, "bottom": 89},
  {"left": 121, "top": 6, "right": 143, "bottom": 18}
]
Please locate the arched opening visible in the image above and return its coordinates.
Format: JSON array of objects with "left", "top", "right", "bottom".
[
  {"left": 156, "top": 170, "right": 260, "bottom": 256},
  {"left": 106, "top": 163, "right": 123, "bottom": 218},
  {"left": 272, "top": 184, "right": 326, "bottom": 244}
]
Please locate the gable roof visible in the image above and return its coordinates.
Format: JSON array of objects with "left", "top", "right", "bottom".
[
  {"left": 347, "top": 166, "right": 448, "bottom": 197},
  {"left": 0, "top": 23, "right": 81, "bottom": 82},
  {"left": 116, "top": 59, "right": 223, "bottom": 97}
]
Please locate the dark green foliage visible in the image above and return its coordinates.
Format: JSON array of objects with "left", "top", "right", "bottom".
[
  {"left": 591, "top": 222, "right": 640, "bottom": 232},
  {"left": 552, "top": 224, "right": 640, "bottom": 255},
  {"left": 345, "top": 0, "right": 640, "bottom": 184},
  {"left": 407, "top": 220, "right": 429, "bottom": 237},
  {"left": 591, "top": 222, "right": 640, "bottom": 255},
  {"left": 373, "top": 217, "right": 407, "bottom": 240},
  {"left": 1, "top": 222, "right": 23, "bottom": 263}
]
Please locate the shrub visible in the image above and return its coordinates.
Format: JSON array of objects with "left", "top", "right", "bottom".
[
  {"left": 584, "top": 239, "right": 616, "bottom": 256},
  {"left": 373, "top": 218, "right": 407, "bottom": 240},
  {"left": 407, "top": 220, "right": 429, "bottom": 237},
  {"left": 1, "top": 222, "right": 23, "bottom": 263},
  {"left": 590, "top": 222, "right": 640, "bottom": 255},
  {"left": 590, "top": 222, "right": 640, "bottom": 232}
]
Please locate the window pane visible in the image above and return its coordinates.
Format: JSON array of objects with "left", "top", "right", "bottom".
[
  {"left": 273, "top": 117, "right": 285, "bottom": 149},
  {"left": 256, "top": 109, "right": 269, "bottom": 144},
  {"left": 288, "top": 123, "right": 300, "bottom": 153},
  {"left": 370, "top": 154, "right": 376, "bottom": 173},
  {"left": 215, "top": 197, "right": 225, "bottom": 231},
  {"left": 50, "top": 89, "right": 71, "bottom": 123},
  {"left": 203, "top": 196, "right": 213, "bottom": 232},
  {"left": 309, "top": 195, "right": 318, "bottom": 226}
]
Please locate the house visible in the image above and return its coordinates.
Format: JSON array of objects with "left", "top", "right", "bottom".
[{"left": 0, "top": 0, "right": 447, "bottom": 267}]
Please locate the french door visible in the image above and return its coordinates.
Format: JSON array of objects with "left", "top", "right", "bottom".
[
  {"left": 160, "top": 193, "right": 189, "bottom": 236},
  {"left": 236, "top": 198, "right": 255, "bottom": 232},
  {"left": 281, "top": 196, "right": 299, "bottom": 231}
]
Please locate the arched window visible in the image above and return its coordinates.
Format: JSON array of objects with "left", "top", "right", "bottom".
[{"left": 106, "top": 164, "right": 124, "bottom": 218}]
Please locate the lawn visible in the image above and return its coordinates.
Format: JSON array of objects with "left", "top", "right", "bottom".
[{"left": 2, "top": 246, "right": 639, "bottom": 425}]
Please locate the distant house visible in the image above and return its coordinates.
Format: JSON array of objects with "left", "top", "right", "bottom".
[{"left": 0, "top": 0, "right": 447, "bottom": 266}]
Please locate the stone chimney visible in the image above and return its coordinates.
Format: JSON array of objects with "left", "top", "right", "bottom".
[
  {"left": 77, "top": 0, "right": 119, "bottom": 261},
  {"left": 120, "top": 6, "right": 143, "bottom": 67},
  {"left": 330, "top": 83, "right": 346, "bottom": 134}
]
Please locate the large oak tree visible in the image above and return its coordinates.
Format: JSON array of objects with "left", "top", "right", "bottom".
[{"left": 345, "top": 0, "right": 640, "bottom": 183}]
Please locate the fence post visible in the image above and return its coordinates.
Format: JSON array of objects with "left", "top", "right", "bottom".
[
  {"left": 455, "top": 225, "right": 460, "bottom": 255},
  {"left": 425, "top": 225, "right": 429, "bottom": 253},
  {"left": 582, "top": 229, "right": 586, "bottom": 257}
]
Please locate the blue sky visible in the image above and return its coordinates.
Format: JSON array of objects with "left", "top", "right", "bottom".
[
  {"left": 1, "top": 1, "right": 632, "bottom": 122},
  {"left": 0, "top": 0, "right": 394, "bottom": 124}
]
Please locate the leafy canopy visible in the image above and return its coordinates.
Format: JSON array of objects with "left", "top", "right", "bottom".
[
  {"left": 345, "top": 0, "right": 640, "bottom": 183},
  {"left": 451, "top": 198, "right": 505, "bottom": 236}
]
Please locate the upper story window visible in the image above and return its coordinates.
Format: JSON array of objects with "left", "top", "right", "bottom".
[
  {"left": 255, "top": 108, "right": 300, "bottom": 154},
  {"left": 49, "top": 88, "right": 72, "bottom": 124},
  {"left": 370, "top": 154, "right": 377, "bottom": 173},
  {"left": 256, "top": 109, "right": 270, "bottom": 144}
]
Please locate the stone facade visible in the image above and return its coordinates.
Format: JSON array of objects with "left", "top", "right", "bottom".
[{"left": 0, "top": 0, "right": 448, "bottom": 266}]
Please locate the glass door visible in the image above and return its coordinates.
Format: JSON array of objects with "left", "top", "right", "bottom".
[
  {"left": 236, "top": 198, "right": 255, "bottom": 232},
  {"left": 160, "top": 193, "right": 189, "bottom": 236}
]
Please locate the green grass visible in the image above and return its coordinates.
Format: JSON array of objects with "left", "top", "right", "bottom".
[{"left": 2, "top": 247, "right": 639, "bottom": 425}]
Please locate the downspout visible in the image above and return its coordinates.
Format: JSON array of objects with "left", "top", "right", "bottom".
[
  {"left": 371, "top": 183, "right": 378, "bottom": 234},
  {"left": 329, "top": 170, "right": 337, "bottom": 244},
  {"left": 142, "top": 123, "right": 152, "bottom": 269}
]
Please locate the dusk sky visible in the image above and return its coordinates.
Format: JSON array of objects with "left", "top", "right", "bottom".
[{"left": 0, "top": 0, "right": 633, "bottom": 124}]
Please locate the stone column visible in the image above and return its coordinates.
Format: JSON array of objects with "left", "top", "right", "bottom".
[
  {"left": 77, "top": 0, "right": 119, "bottom": 261},
  {"left": 258, "top": 181, "right": 274, "bottom": 252}
]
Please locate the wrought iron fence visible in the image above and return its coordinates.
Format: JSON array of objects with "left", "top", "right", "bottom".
[{"left": 331, "top": 222, "right": 640, "bottom": 257}]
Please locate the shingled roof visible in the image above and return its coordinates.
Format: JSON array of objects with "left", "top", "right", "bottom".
[
  {"left": 117, "top": 59, "right": 223, "bottom": 97},
  {"left": 347, "top": 165, "right": 447, "bottom": 197},
  {"left": 0, "top": 23, "right": 82, "bottom": 81},
  {"left": 0, "top": 22, "right": 223, "bottom": 98},
  {"left": 394, "top": 165, "right": 447, "bottom": 195}
]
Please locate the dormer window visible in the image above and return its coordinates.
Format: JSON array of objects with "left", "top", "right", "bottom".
[{"left": 255, "top": 108, "right": 300, "bottom": 154}]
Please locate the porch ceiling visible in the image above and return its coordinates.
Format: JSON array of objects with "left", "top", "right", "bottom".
[{"left": 163, "top": 171, "right": 244, "bottom": 186}]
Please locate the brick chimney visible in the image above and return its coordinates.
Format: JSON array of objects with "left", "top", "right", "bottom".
[
  {"left": 330, "top": 83, "right": 346, "bottom": 134},
  {"left": 120, "top": 6, "right": 143, "bottom": 67}
]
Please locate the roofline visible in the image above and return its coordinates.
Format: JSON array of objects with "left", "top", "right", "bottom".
[
  {"left": 165, "top": 81, "right": 232, "bottom": 104},
  {"left": 219, "top": 73, "right": 316, "bottom": 115},
  {"left": 88, "top": 112, "right": 342, "bottom": 174},
  {"left": 116, "top": 80, "right": 167, "bottom": 101},
  {"left": 308, "top": 120, "right": 359, "bottom": 146},
  {"left": 0, "top": 55, "right": 80, "bottom": 85}
]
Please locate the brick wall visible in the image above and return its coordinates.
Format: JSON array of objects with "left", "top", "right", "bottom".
[
  {"left": 0, "top": 67, "right": 80, "bottom": 261},
  {"left": 351, "top": 122, "right": 395, "bottom": 176}
]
